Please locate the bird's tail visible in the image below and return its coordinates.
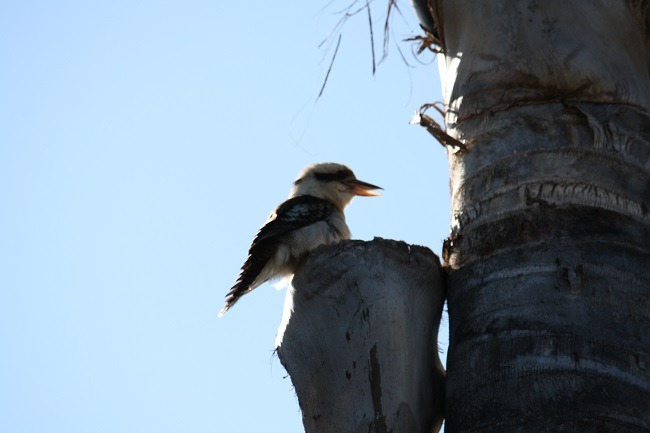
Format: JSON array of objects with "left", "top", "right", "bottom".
[
  {"left": 218, "top": 269, "right": 264, "bottom": 318},
  {"left": 218, "top": 284, "right": 243, "bottom": 318},
  {"left": 218, "top": 304, "right": 231, "bottom": 318},
  {"left": 219, "top": 247, "right": 272, "bottom": 317}
]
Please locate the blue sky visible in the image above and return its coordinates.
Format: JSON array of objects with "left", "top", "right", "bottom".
[{"left": 0, "top": 1, "right": 448, "bottom": 432}]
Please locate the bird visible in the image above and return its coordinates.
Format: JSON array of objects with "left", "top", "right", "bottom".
[{"left": 219, "top": 162, "right": 382, "bottom": 317}]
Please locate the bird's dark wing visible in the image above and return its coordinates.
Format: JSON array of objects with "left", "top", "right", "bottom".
[
  {"left": 255, "top": 195, "right": 338, "bottom": 243},
  {"left": 219, "top": 195, "right": 337, "bottom": 316}
]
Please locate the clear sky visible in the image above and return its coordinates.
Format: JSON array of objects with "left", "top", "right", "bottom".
[{"left": 0, "top": 1, "right": 449, "bottom": 432}]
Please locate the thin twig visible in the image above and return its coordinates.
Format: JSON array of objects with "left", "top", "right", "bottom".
[
  {"left": 318, "top": 34, "right": 343, "bottom": 99},
  {"left": 366, "top": 0, "right": 376, "bottom": 74},
  {"left": 380, "top": 0, "right": 397, "bottom": 65}
]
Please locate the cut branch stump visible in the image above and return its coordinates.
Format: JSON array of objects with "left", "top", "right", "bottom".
[{"left": 276, "top": 238, "right": 446, "bottom": 433}]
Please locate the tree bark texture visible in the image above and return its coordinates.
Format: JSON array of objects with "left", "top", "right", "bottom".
[
  {"left": 413, "top": 1, "right": 650, "bottom": 432},
  {"left": 276, "top": 238, "right": 446, "bottom": 433}
]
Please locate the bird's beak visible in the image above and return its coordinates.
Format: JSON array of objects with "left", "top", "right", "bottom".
[{"left": 344, "top": 179, "right": 383, "bottom": 196}]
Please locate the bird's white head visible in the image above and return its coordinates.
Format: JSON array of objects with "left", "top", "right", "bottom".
[{"left": 289, "top": 162, "right": 382, "bottom": 210}]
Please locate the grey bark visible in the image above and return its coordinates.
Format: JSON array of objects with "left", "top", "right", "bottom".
[
  {"left": 276, "top": 238, "right": 446, "bottom": 433},
  {"left": 412, "top": 0, "right": 650, "bottom": 432}
]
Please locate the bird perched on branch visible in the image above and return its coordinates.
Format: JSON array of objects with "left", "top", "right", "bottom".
[{"left": 219, "top": 162, "right": 381, "bottom": 317}]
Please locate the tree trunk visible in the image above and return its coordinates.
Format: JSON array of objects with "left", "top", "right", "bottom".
[
  {"left": 276, "top": 238, "right": 445, "bottom": 433},
  {"left": 414, "top": 0, "right": 650, "bottom": 432}
]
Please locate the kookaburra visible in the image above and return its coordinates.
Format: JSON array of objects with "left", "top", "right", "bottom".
[{"left": 219, "top": 162, "right": 381, "bottom": 317}]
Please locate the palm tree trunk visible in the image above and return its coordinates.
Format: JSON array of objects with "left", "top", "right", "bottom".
[{"left": 416, "top": 0, "right": 650, "bottom": 431}]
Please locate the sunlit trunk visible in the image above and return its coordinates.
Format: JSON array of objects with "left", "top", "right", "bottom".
[{"left": 416, "top": 0, "right": 650, "bottom": 431}]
